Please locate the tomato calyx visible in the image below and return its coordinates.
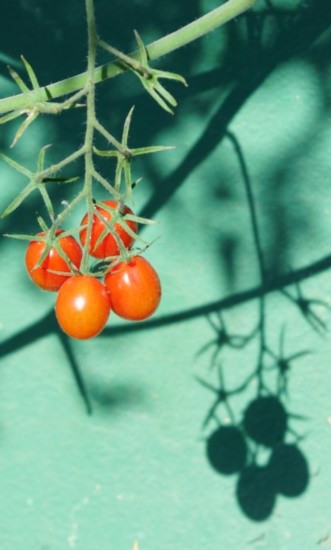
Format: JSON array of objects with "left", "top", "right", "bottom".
[
  {"left": 31, "top": 230, "right": 82, "bottom": 275},
  {"left": 94, "top": 202, "right": 136, "bottom": 250},
  {"left": 89, "top": 234, "right": 158, "bottom": 278},
  {"left": 79, "top": 199, "right": 138, "bottom": 260},
  {"left": 79, "top": 197, "right": 157, "bottom": 264},
  {"left": 25, "top": 228, "right": 83, "bottom": 292}
]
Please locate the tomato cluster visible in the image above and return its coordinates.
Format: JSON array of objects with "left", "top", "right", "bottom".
[{"left": 25, "top": 200, "right": 161, "bottom": 339}]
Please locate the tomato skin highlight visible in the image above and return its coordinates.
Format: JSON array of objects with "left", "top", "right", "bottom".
[
  {"left": 25, "top": 230, "right": 82, "bottom": 291},
  {"left": 104, "top": 256, "right": 161, "bottom": 321},
  {"left": 55, "top": 275, "right": 111, "bottom": 339},
  {"left": 79, "top": 200, "right": 137, "bottom": 259}
]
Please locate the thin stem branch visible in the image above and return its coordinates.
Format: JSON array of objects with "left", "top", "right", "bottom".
[
  {"left": 37, "top": 146, "right": 86, "bottom": 180},
  {"left": 53, "top": 190, "right": 85, "bottom": 231},
  {"left": 94, "top": 119, "right": 126, "bottom": 154},
  {"left": 39, "top": 87, "right": 87, "bottom": 114},
  {"left": 92, "top": 169, "right": 121, "bottom": 200}
]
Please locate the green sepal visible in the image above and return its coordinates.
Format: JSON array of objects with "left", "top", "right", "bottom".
[
  {"left": 99, "top": 32, "right": 187, "bottom": 114},
  {"left": 38, "top": 184, "right": 54, "bottom": 222},
  {"left": 0, "top": 111, "right": 22, "bottom": 125},
  {"left": 20, "top": 55, "right": 40, "bottom": 90},
  {"left": 0, "top": 179, "right": 36, "bottom": 218},
  {"left": 94, "top": 145, "right": 174, "bottom": 157},
  {"left": 7, "top": 64, "right": 29, "bottom": 93},
  {"left": 10, "top": 111, "right": 39, "bottom": 148},
  {"left": 132, "top": 31, "right": 187, "bottom": 114},
  {"left": 0, "top": 152, "right": 32, "bottom": 177},
  {"left": 36, "top": 215, "right": 49, "bottom": 233},
  {"left": 37, "top": 144, "right": 52, "bottom": 172},
  {"left": 3, "top": 232, "right": 42, "bottom": 241}
]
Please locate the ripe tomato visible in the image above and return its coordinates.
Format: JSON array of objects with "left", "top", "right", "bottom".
[
  {"left": 25, "top": 230, "right": 82, "bottom": 291},
  {"left": 79, "top": 200, "right": 137, "bottom": 259},
  {"left": 55, "top": 275, "right": 111, "bottom": 339},
  {"left": 104, "top": 256, "right": 161, "bottom": 321}
]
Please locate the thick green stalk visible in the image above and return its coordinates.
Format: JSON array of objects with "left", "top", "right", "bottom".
[
  {"left": 0, "top": 0, "right": 256, "bottom": 115},
  {"left": 146, "top": 0, "right": 256, "bottom": 58}
]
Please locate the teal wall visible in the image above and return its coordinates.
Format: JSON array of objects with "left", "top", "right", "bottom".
[{"left": 1, "top": 1, "right": 331, "bottom": 548}]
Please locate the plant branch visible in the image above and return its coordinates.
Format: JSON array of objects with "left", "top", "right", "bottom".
[{"left": 0, "top": 0, "right": 256, "bottom": 115}]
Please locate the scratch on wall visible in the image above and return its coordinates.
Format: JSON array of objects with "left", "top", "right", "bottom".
[{"left": 67, "top": 484, "right": 102, "bottom": 548}]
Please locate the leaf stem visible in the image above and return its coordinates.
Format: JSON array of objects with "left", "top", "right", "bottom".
[{"left": 80, "top": 0, "right": 98, "bottom": 272}]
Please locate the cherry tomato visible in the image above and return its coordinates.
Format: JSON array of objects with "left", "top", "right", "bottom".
[
  {"left": 79, "top": 200, "right": 137, "bottom": 259},
  {"left": 55, "top": 275, "right": 111, "bottom": 339},
  {"left": 104, "top": 256, "right": 161, "bottom": 321},
  {"left": 25, "top": 230, "right": 82, "bottom": 291}
]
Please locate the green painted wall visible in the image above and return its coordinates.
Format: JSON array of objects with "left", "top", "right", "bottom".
[{"left": 1, "top": 1, "right": 331, "bottom": 548}]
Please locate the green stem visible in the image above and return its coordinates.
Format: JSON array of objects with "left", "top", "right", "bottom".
[
  {"left": 146, "top": 0, "right": 256, "bottom": 58},
  {"left": 0, "top": 0, "right": 256, "bottom": 115},
  {"left": 81, "top": 0, "right": 98, "bottom": 272},
  {"left": 37, "top": 146, "right": 86, "bottom": 179},
  {"left": 84, "top": 0, "right": 97, "bottom": 188},
  {"left": 94, "top": 119, "right": 126, "bottom": 154},
  {"left": 92, "top": 169, "right": 120, "bottom": 199},
  {"left": 53, "top": 190, "right": 85, "bottom": 231}
]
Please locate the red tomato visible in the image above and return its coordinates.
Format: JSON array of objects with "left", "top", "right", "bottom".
[
  {"left": 55, "top": 275, "right": 111, "bottom": 339},
  {"left": 25, "top": 230, "right": 82, "bottom": 291},
  {"left": 104, "top": 256, "right": 161, "bottom": 321},
  {"left": 79, "top": 200, "right": 137, "bottom": 259}
]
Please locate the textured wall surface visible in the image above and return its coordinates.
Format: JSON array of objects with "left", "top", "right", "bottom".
[{"left": 1, "top": 1, "right": 331, "bottom": 548}]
